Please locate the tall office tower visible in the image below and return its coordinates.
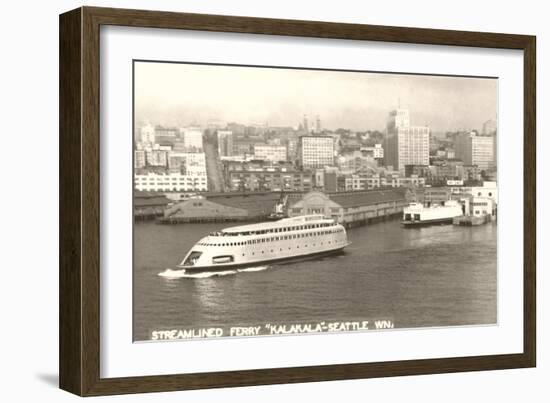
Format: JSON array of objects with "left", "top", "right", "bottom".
[
  {"left": 299, "top": 136, "right": 334, "bottom": 169},
  {"left": 455, "top": 131, "right": 495, "bottom": 171},
  {"left": 384, "top": 108, "right": 430, "bottom": 172},
  {"left": 140, "top": 123, "right": 156, "bottom": 144},
  {"left": 303, "top": 114, "right": 309, "bottom": 133},
  {"left": 315, "top": 115, "right": 322, "bottom": 133},
  {"left": 180, "top": 127, "right": 204, "bottom": 151},
  {"left": 217, "top": 130, "right": 233, "bottom": 157}
]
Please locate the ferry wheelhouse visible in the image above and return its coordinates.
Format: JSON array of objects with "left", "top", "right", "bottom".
[{"left": 178, "top": 215, "right": 349, "bottom": 272}]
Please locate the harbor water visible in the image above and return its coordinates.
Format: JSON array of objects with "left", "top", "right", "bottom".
[{"left": 133, "top": 219, "right": 497, "bottom": 341}]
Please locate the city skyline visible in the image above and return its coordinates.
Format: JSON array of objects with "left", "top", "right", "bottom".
[{"left": 135, "top": 61, "right": 498, "bottom": 133}]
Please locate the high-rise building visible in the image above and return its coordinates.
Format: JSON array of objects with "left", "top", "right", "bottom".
[
  {"left": 140, "top": 123, "right": 155, "bottom": 144},
  {"left": 482, "top": 119, "right": 497, "bottom": 135},
  {"left": 217, "top": 130, "right": 233, "bottom": 157},
  {"left": 180, "top": 128, "right": 204, "bottom": 151},
  {"left": 384, "top": 109, "right": 430, "bottom": 171},
  {"left": 481, "top": 118, "right": 498, "bottom": 168},
  {"left": 286, "top": 138, "right": 298, "bottom": 161},
  {"left": 299, "top": 136, "right": 334, "bottom": 169},
  {"left": 168, "top": 152, "right": 207, "bottom": 175},
  {"left": 146, "top": 149, "right": 168, "bottom": 167},
  {"left": 134, "top": 150, "right": 146, "bottom": 169},
  {"left": 455, "top": 131, "right": 495, "bottom": 171}
]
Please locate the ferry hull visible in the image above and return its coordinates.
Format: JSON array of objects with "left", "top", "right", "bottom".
[
  {"left": 401, "top": 217, "right": 454, "bottom": 227},
  {"left": 177, "top": 246, "right": 347, "bottom": 273}
]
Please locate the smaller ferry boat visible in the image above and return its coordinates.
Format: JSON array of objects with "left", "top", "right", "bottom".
[
  {"left": 402, "top": 200, "right": 463, "bottom": 227},
  {"left": 177, "top": 215, "right": 349, "bottom": 272}
]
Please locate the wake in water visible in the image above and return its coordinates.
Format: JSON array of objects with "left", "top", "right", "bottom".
[
  {"left": 158, "top": 265, "right": 269, "bottom": 279},
  {"left": 237, "top": 266, "right": 269, "bottom": 273}
]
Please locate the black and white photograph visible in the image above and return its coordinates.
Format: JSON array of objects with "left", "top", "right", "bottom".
[{"left": 132, "top": 61, "right": 498, "bottom": 342}]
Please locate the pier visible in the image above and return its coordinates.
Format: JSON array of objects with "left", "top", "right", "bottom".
[
  {"left": 153, "top": 188, "right": 412, "bottom": 228},
  {"left": 453, "top": 215, "right": 492, "bottom": 226}
]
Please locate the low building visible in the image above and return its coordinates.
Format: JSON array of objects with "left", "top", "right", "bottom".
[
  {"left": 134, "top": 172, "right": 208, "bottom": 192},
  {"left": 405, "top": 164, "right": 432, "bottom": 179},
  {"left": 168, "top": 152, "right": 206, "bottom": 175},
  {"left": 253, "top": 144, "right": 287, "bottom": 162},
  {"left": 461, "top": 165, "right": 482, "bottom": 182},
  {"left": 206, "top": 191, "right": 284, "bottom": 219},
  {"left": 232, "top": 135, "right": 266, "bottom": 156},
  {"left": 414, "top": 187, "right": 452, "bottom": 206},
  {"left": 360, "top": 144, "right": 384, "bottom": 160},
  {"left": 163, "top": 198, "right": 248, "bottom": 222},
  {"left": 469, "top": 196, "right": 496, "bottom": 218},
  {"left": 324, "top": 171, "right": 338, "bottom": 192},
  {"left": 146, "top": 149, "right": 168, "bottom": 167},
  {"left": 337, "top": 152, "right": 378, "bottom": 172},
  {"left": 462, "top": 181, "right": 498, "bottom": 204},
  {"left": 134, "top": 191, "right": 171, "bottom": 219},
  {"left": 394, "top": 176, "right": 426, "bottom": 188},
  {"left": 227, "top": 170, "right": 313, "bottom": 192}
]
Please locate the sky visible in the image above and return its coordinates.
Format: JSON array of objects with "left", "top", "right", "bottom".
[{"left": 134, "top": 61, "right": 498, "bottom": 133}]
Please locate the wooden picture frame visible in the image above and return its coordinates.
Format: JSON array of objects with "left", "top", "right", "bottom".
[{"left": 59, "top": 6, "right": 536, "bottom": 396}]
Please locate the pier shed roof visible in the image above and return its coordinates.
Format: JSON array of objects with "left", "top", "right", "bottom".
[
  {"left": 206, "top": 191, "right": 281, "bottom": 217},
  {"left": 330, "top": 188, "right": 408, "bottom": 208},
  {"left": 134, "top": 191, "right": 171, "bottom": 207}
]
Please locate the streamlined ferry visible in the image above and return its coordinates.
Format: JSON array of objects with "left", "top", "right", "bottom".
[
  {"left": 177, "top": 215, "right": 349, "bottom": 272},
  {"left": 402, "top": 200, "right": 463, "bottom": 227}
]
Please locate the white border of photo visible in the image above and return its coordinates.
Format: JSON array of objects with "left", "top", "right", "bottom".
[{"left": 100, "top": 25, "right": 523, "bottom": 378}]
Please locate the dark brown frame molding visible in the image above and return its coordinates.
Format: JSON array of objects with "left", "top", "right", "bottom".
[{"left": 59, "top": 6, "right": 536, "bottom": 396}]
